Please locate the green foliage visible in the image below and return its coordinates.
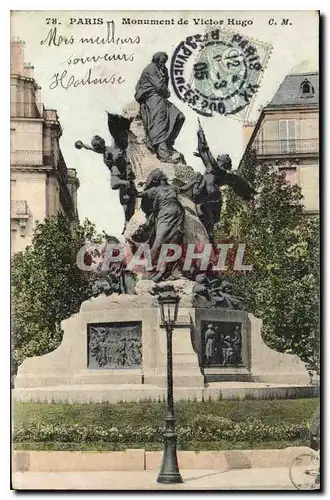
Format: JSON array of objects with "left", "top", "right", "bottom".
[
  {"left": 11, "top": 213, "right": 104, "bottom": 371},
  {"left": 13, "top": 417, "right": 310, "bottom": 445},
  {"left": 216, "top": 149, "right": 320, "bottom": 373},
  {"left": 13, "top": 398, "right": 319, "bottom": 427},
  {"left": 13, "top": 399, "right": 318, "bottom": 450}
]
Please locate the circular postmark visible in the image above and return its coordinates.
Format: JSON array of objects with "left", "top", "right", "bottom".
[{"left": 170, "top": 29, "right": 267, "bottom": 118}]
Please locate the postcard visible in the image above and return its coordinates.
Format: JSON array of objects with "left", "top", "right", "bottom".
[{"left": 11, "top": 10, "right": 320, "bottom": 491}]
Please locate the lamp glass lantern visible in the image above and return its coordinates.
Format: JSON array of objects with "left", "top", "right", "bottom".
[{"left": 158, "top": 294, "right": 180, "bottom": 326}]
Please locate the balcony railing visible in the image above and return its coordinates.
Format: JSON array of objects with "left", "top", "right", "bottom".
[
  {"left": 11, "top": 150, "right": 44, "bottom": 165},
  {"left": 254, "top": 139, "right": 319, "bottom": 156},
  {"left": 10, "top": 150, "right": 58, "bottom": 166},
  {"left": 10, "top": 101, "right": 43, "bottom": 118}
]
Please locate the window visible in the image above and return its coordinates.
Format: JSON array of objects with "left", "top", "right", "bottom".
[
  {"left": 279, "top": 167, "right": 297, "bottom": 186},
  {"left": 279, "top": 120, "right": 299, "bottom": 154},
  {"left": 255, "top": 127, "right": 265, "bottom": 154},
  {"left": 10, "top": 129, "right": 15, "bottom": 151},
  {"left": 302, "top": 82, "right": 311, "bottom": 94},
  {"left": 300, "top": 79, "right": 315, "bottom": 98}
]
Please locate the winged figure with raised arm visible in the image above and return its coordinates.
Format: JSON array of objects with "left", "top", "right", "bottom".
[
  {"left": 74, "top": 113, "right": 137, "bottom": 233},
  {"left": 188, "top": 118, "right": 256, "bottom": 242}
]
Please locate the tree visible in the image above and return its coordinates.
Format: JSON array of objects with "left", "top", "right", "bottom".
[
  {"left": 216, "top": 149, "right": 320, "bottom": 374},
  {"left": 11, "top": 213, "right": 105, "bottom": 373}
]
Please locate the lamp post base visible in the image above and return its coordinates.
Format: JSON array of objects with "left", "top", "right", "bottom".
[
  {"left": 157, "top": 472, "right": 184, "bottom": 484},
  {"left": 157, "top": 428, "right": 183, "bottom": 484}
]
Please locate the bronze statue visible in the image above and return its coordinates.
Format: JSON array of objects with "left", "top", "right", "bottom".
[
  {"left": 192, "top": 274, "right": 244, "bottom": 310},
  {"left": 220, "top": 334, "right": 234, "bottom": 365},
  {"left": 75, "top": 113, "right": 137, "bottom": 233},
  {"left": 91, "top": 235, "right": 136, "bottom": 296},
  {"left": 132, "top": 169, "right": 185, "bottom": 281},
  {"left": 135, "top": 52, "right": 185, "bottom": 164},
  {"left": 204, "top": 324, "right": 216, "bottom": 363},
  {"left": 188, "top": 119, "right": 256, "bottom": 242},
  {"left": 131, "top": 168, "right": 214, "bottom": 282},
  {"left": 232, "top": 325, "right": 243, "bottom": 365}
]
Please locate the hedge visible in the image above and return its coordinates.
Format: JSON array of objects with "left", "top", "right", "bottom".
[{"left": 13, "top": 415, "right": 310, "bottom": 444}]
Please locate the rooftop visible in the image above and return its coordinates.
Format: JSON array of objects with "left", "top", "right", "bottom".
[{"left": 267, "top": 66, "right": 319, "bottom": 107}]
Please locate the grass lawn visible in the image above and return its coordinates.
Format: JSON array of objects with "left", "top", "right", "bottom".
[
  {"left": 13, "top": 398, "right": 319, "bottom": 452},
  {"left": 13, "top": 398, "right": 319, "bottom": 427}
]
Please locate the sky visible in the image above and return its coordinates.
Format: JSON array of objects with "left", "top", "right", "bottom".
[{"left": 11, "top": 10, "right": 319, "bottom": 237}]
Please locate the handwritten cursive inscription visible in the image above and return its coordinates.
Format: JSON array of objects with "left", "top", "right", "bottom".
[
  {"left": 40, "top": 20, "right": 140, "bottom": 47},
  {"left": 40, "top": 20, "right": 139, "bottom": 91},
  {"left": 49, "top": 68, "right": 125, "bottom": 90},
  {"left": 62, "top": 52, "right": 135, "bottom": 66}
]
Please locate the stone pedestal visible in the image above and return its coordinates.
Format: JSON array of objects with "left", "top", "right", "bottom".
[
  {"left": 13, "top": 290, "right": 312, "bottom": 402},
  {"left": 144, "top": 308, "right": 204, "bottom": 388},
  {"left": 248, "top": 314, "right": 310, "bottom": 385},
  {"left": 192, "top": 308, "right": 310, "bottom": 385},
  {"left": 14, "top": 293, "right": 204, "bottom": 391}
]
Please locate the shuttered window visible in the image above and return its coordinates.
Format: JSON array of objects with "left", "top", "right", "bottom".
[{"left": 279, "top": 120, "right": 300, "bottom": 153}]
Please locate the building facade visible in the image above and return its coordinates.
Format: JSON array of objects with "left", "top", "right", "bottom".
[
  {"left": 242, "top": 62, "right": 319, "bottom": 213},
  {"left": 10, "top": 40, "right": 79, "bottom": 255}
]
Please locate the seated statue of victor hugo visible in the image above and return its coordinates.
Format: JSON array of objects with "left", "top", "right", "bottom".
[{"left": 134, "top": 52, "right": 185, "bottom": 164}]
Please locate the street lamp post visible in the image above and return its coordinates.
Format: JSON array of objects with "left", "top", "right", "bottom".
[{"left": 155, "top": 285, "right": 183, "bottom": 485}]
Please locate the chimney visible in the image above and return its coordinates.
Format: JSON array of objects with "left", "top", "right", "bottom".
[
  {"left": 10, "top": 39, "right": 25, "bottom": 76},
  {"left": 242, "top": 121, "right": 256, "bottom": 146},
  {"left": 24, "top": 63, "right": 34, "bottom": 79}
]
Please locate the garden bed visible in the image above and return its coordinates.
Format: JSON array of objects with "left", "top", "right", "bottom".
[{"left": 13, "top": 399, "right": 318, "bottom": 452}]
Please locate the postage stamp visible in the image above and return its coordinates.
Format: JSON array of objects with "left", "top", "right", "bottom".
[{"left": 171, "top": 28, "right": 272, "bottom": 119}]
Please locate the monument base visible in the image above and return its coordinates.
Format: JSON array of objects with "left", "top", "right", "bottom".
[
  {"left": 13, "top": 291, "right": 315, "bottom": 403},
  {"left": 13, "top": 381, "right": 319, "bottom": 404}
]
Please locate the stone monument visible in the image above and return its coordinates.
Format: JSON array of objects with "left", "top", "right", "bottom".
[
  {"left": 13, "top": 52, "right": 315, "bottom": 404},
  {"left": 14, "top": 291, "right": 314, "bottom": 403}
]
